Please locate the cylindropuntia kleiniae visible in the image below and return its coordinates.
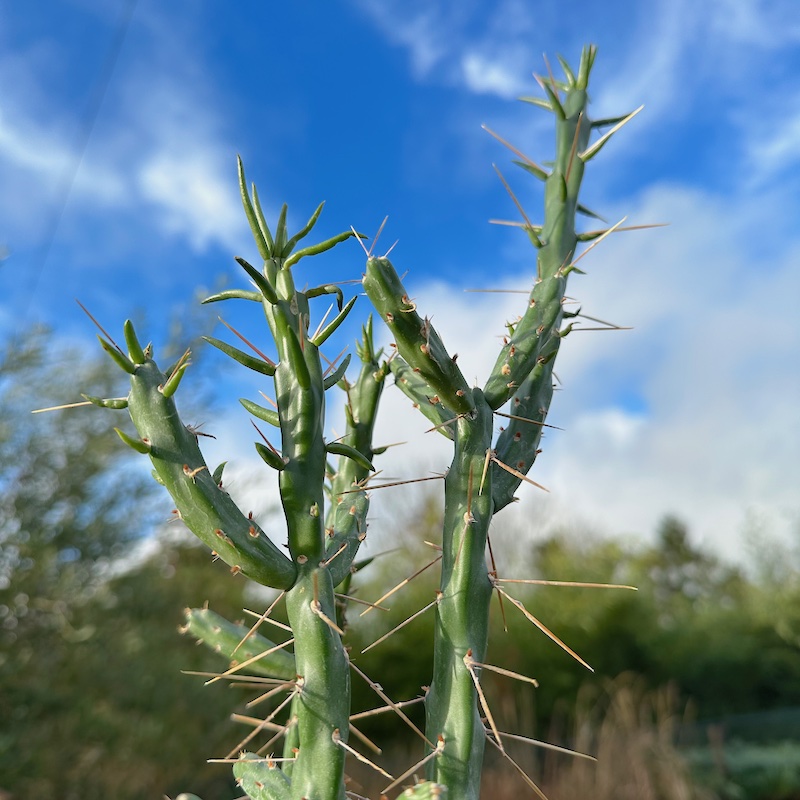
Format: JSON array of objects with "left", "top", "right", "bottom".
[
  {"left": 85, "top": 159, "right": 391, "bottom": 800},
  {"left": 75, "top": 44, "right": 645, "bottom": 800}
]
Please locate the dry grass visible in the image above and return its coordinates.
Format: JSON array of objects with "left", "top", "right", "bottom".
[
  {"left": 347, "top": 674, "right": 714, "bottom": 799},
  {"left": 482, "top": 673, "right": 714, "bottom": 800}
]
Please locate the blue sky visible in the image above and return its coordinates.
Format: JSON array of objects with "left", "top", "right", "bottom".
[{"left": 3, "top": 0, "right": 799, "bottom": 560}]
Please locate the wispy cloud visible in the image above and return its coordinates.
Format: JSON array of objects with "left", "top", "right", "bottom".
[
  {"left": 0, "top": 5, "right": 245, "bottom": 258},
  {"left": 359, "top": 182, "right": 800, "bottom": 556}
]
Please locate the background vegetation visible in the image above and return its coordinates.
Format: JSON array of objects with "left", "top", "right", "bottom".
[{"left": 2, "top": 328, "right": 798, "bottom": 799}]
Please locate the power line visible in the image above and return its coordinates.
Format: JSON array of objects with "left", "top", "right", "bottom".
[{"left": 24, "top": 0, "right": 138, "bottom": 318}]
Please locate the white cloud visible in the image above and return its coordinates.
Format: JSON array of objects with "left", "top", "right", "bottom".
[
  {"left": 349, "top": 182, "right": 800, "bottom": 560},
  {"left": 460, "top": 52, "right": 528, "bottom": 98}
]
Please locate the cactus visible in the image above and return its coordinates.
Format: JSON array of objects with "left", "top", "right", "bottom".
[
  {"left": 362, "top": 45, "right": 640, "bottom": 799},
  {"left": 87, "top": 161, "right": 388, "bottom": 800},
  {"left": 79, "top": 45, "right": 643, "bottom": 800}
]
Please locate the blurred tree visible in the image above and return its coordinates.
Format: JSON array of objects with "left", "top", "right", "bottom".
[{"left": 0, "top": 326, "right": 264, "bottom": 799}]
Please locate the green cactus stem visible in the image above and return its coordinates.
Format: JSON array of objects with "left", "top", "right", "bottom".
[{"left": 363, "top": 46, "right": 632, "bottom": 799}]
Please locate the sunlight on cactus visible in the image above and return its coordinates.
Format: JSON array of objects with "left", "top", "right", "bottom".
[{"left": 73, "top": 46, "right": 653, "bottom": 800}]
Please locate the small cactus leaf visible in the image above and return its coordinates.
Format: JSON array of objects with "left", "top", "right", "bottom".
[
  {"left": 160, "top": 362, "right": 189, "bottom": 399},
  {"left": 389, "top": 357, "right": 455, "bottom": 440},
  {"left": 579, "top": 106, "right": 642, "bottom": 162},
  {"left": 233, "top": 753, "right": 292, "bottom": 800},
  {"left": 150, "top": 468, "right": 165, "bottom": 486},
  {"left": 306, "top": 283, "right": 344, "bottom": 311},
  {"left": 282, "top": 201, "right": 325, "bottom": 255},
  {"left": 519, "top": 95, "right": 553, "bottom": 112},
  {"left": 277, "top": 325, "right": 311, "bottom": 389},
  {"left": 556, "top": 53, "right": 576, "bottom": 85},
  {"left": 114, "top": 427, "right": 151, "bottom": 454},
  {"left": 211, "top": 461, "right": 227, "bottom": 485},
  {"left": 183, "top": 608, "right": 295, "bottom": 680},
  {"left": 310, "top": 296, "right": 357, "bottom": 347},
  {"left": 284, "top": 229, "right": 365, "bottom": 269},
  {"left": 255, "top": 442, "right": 287, "bottom": 471},
  {"left": 272, "top": 203, "right": 289, "bottom": 259},
  {"left": 325, "top": 441, "right": 374, "bottom": 473},
  {"left": 123, "top": 319, "right": 147, "bottom": 364},
  {"left": 236, "top": 256, "right": 279, "bottom": 305},
  {"left": 576, "top": 202, "right": 607, "bottom": 221},
  {"left": 201, "top": 288, "right": 262, "bottom": 304},
  {"left": 542, "top": 81, "right": 566, "bottom": 119},
  {"left": 513, "top": 159, "right": 549, "bottom": 182},
  {"left": 97, "top": 335, "right": 136, "bottom": 374},
  {"left": 238, "top": 156, "right": 273, "bottom": 260},
  {"left": 322, "top": 353, "right": 351, "bottom": 390},
  {"left": 240, "top": 398, "right": 280, "bottom": 427},
  {"left": 402, "top": 781, "right": 448, "bottom": 799},
  {"left": 250, "top": 183, "right": 276, "bottom": 258},
  {"left": 81, "top": 393, "right": 128, "bottom": 410},
  {"left": 203, "top": 336, "right": 276, "bottom": 376},
  {"left": 363, "top": 256, "right": 474, "bottom": 416}
]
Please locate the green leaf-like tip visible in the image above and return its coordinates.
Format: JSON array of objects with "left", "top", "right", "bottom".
[
  {"left": 201, "top": 288, "right": 262, "bottom": 304},
  {"left": 160, "top": 363, "right": 188, "bottom": 398},
  {"left": 240, "top": 397, "right": 280, "bottom": 427},
  {"left": 255, "top": 442, "right": 286, "bottom": 471},
  {"left": 212, "top": 461, "right": 227, "bottom": 485},
  {"left": 323, "top": 352, "right": 352, "bottom": 390},
  {"left": 326, "top": 441, "right": 374, "bottom": 473},
  {"left": 97, "top": 336, "right": 135, "bottom": 374},
  {"left": 202, "top": 336, "right": 276, "bottom": 376},
  {"left": 283, "top": 201, "right": 325, "bottom": 255},
  {"left": 114, "top": 427, "right": 151, "bottom": 454},
  {"left": 81, "top": 393, "right": 128, "bottom": 410},
  {"left": 123, "top": 320, "right": 146, "bottom": 364},
  {"left": 235, "top": 256, "right": 278, "bottom": 304}
]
